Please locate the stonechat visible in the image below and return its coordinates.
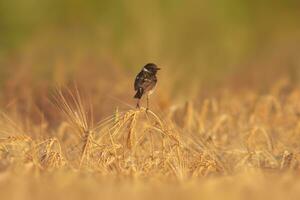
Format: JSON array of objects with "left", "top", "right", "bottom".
[{"left": 134, "top": 63, "right": 161, "bottom": 110}]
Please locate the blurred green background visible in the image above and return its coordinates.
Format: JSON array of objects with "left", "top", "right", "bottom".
[{"left": 0, "top": 0, "right": 300, "bottom": 87}]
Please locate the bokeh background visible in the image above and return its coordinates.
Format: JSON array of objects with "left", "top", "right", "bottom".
[
  {"left": 0, "top": 0, "right": 300, "bottom": 118},
  {"left": 2, "top": 2, "right": 300, "bottom": 199}
]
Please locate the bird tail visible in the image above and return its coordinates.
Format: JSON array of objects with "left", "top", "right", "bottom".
[{"left": 134, "top": 88, "right": 144, "bottom": 99}]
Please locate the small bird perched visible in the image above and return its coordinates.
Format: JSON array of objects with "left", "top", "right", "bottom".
[{"left": 134, "top": 63, "right": 161, "bottom": 110}]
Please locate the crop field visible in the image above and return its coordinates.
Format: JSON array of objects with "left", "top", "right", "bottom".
[
  {"left": 1, "top": 67, "right": 300, "bottom": 200},
  {"left": 1, "top": 1, "right": 300, "bottom": 200}
]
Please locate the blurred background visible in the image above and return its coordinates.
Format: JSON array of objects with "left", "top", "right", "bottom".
[{"left": 0, "top": 0, "right": 300, "bottom": 119}]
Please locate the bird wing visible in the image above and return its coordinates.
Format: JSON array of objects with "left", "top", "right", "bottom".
[
  {"left": 134, "top": 71, "right": 143, "bottom": 91},
  {"left": 134, "top": 71, "right": 157, "bottom": 92}
]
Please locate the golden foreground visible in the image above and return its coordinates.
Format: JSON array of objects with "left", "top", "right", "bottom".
[{"left": 1, "top": 79, "right": 300, "bottom": 200}]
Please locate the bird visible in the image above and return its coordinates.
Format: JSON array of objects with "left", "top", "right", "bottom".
[{"left": 134, "top": 63, "right": 161, "bottom": 110}]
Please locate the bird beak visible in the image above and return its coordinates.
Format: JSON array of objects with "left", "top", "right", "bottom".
[{"left": 157, "top": 68, "right": 161, "bottom": 70}]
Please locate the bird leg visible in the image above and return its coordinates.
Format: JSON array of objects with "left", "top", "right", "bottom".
[
  {"left": 136, "top": 99, "right": 140, "bottom": 109},
  {"left": 146, "top": 94, "right": 149, "bottom": 112}
]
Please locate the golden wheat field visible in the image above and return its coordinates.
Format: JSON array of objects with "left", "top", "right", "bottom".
[{"left": 1, "top": 70, "right": 300, "bottom": 200}]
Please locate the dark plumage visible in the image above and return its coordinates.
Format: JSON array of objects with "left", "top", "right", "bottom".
[{"left": 134, "top": 63, "right": 160, "bottom": 109}]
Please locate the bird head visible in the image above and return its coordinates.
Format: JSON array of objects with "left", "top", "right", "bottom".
[{"left": 143, "top": 63, "right": 161, "bottom": 74}]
